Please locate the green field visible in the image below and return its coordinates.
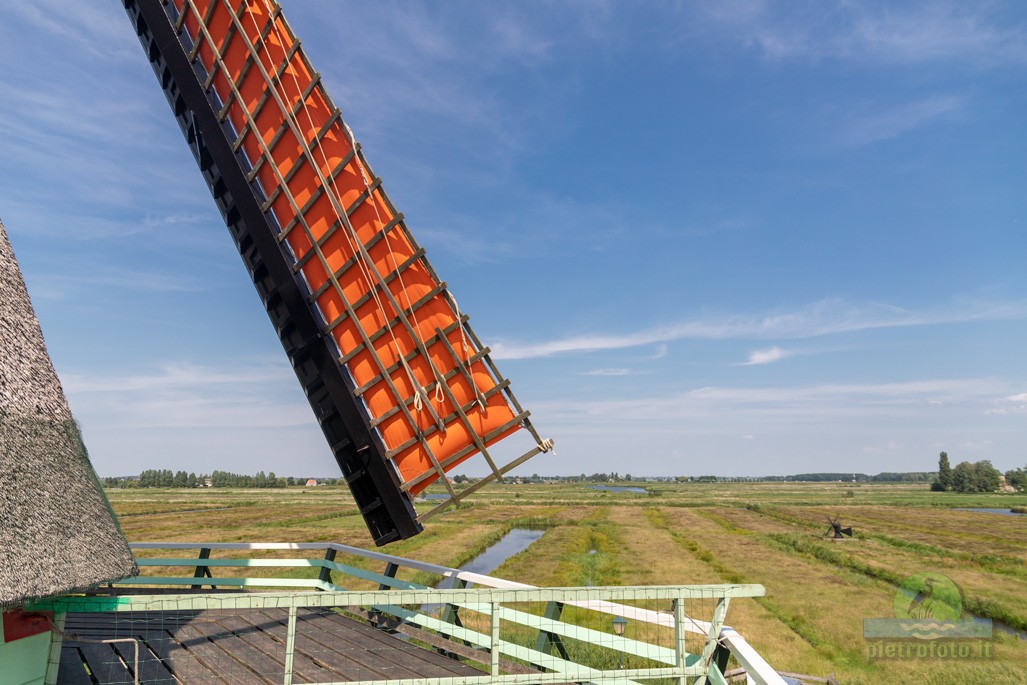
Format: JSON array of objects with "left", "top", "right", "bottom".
[{"left": 107, "top": 481, "right": 1027, "bottom": 684}]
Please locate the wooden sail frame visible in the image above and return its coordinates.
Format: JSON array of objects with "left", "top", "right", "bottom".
[{"left": 123, "top": 0, "right": 551, "bottom": 545}]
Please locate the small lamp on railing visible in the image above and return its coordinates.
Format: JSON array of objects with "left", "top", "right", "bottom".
[{"left": 611, "top": 615, "right": 628, "bottom": 669}]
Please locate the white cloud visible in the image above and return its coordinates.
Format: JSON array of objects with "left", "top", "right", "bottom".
[
  {"left": 987, "top": 392, "right": 1027, "bottom": 415},
  {"left": 536, "top": 377, "right": 1009, "bottom": 425},
  {"left": 521, "top": 375, "right": 1026, "bottom": 476},
  {"left": 491, "top": 298, "right": 1027, "bottom": 359},
  {"left": 848, "top": 4, "right": 1027, "bottom": 66},
  {"left": 691, "top": 1, "right": 1027, "bottom": 67},
  {"left": 833, "top": 95, "right": 963, "bottom": 148},
  {"left": 62, "top": 362, "right": 293, "bottom": 394},
  {"left": 646, "top": 344, "right": 669, "bottom": 360},
  {"left": 582, "top": 368, "right": 636, "bottom": 377},
  {"left": 742, "top": 346, "right": 790, "bottom": 365},
  {"left": 28, "top": 269, "right": 205, "bottom": 299},
  {"left": 64, "top": 361, "right": 311, "bottom": 432}
]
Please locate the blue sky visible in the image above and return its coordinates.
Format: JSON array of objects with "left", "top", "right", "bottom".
[{"left": 1, "top": 1, "right": 1024, "bottom": 478}]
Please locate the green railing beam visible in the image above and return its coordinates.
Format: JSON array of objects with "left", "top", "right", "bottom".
[{"left": 42, "top": 542, "right": 784, "bottom": 685}]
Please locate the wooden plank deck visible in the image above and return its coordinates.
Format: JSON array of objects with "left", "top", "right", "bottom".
[{"left": 57, "top": 609, "right": 482, "bottom": 684}]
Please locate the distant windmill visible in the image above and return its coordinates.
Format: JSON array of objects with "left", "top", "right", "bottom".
[{"left": 824, "top": 516, "right": 853, "bottom": 540}]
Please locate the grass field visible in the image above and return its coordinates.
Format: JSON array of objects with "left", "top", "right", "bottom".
[{"left": 106, "top": 481, "right": 1027, "bottom": 684}]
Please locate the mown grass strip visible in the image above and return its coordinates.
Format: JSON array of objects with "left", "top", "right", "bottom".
[
  {"left": 250, "top": 510, "right": 362, "bottom": 527},
  {"left": 642, "top": 509, "right": 870, "bottom": 668},
  {"left": 746, "top": 504, "right": 1027, "bottom": 581},
  {"left": 759, "top": 531, "right": 1027, "bottom": 634}
]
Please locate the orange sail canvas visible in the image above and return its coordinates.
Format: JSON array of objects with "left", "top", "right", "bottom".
[{"left": 127, "top": 0, "right": 550, "bottom": 542}]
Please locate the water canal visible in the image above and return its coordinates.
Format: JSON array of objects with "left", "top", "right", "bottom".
[{"left": 437, "top": 528, "right": 544, "bottom": 588}]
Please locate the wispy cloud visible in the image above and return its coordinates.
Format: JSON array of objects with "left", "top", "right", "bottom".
[
  {"left": 4, "top": 1, "right": 142, "bottom": 64},
  {"left": 28, "top": 269, "right": 205, "bottom": 300},
  {"left": 742, "top": 346, "right": 792, "bottom": 365},
  {"left": 303, "top": 3, "right": 562, "bottom": 155},
  {"left": 527, "top": 375, "right": 1025, "bottom": 475},
  {"left": 646, "top": 344, "right": 669, "bottom": 360},
  {"left": 848, "top": 4, "right": 1027, "bottom": 67},
  {"left": 833, "top": 95, "right": 963, "bottom": 148},
  {"left": 492, "top": 298, "right": 1027, "bottom": 359},
  {"left": 537, "top": 377, "right": 1012, "bottom": 424},
  {"left": 690, "top": 1, "right": 1027, "bottom": 67},
  {"left": 62, "top": 362, "right": 293, "bottom": 394},
  {"left": 64, "top": 361, "right": 310, "bottom": 431},
  {"left": 61, "top": 360, "right": 326, "bottom": 474},
  {"left": 582, "top": 368, "right": 637, "bottom": 377},
  {"left": 986, "top": 392, "right": 1027, "bottom": 416},
  {"left": 419, "top": 189, "right": 633, "bottom": 264}
]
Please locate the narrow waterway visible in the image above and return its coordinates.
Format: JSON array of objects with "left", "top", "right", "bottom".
[
  {"left": 588, "top": 485, "right": 647, "bottom": 494},
  {"left": 953, "top": 507, "right": 1024, "bottom": 516},
  {"left": 437, "top": 528, "right": 544, "bottom": 588}
]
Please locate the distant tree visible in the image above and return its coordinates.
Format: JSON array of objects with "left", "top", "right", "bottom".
[
  {"left": 973, "top": 460, "right": 1001, "bottom": 492},
  {"left": 951, "top": 462, "right": 974, "bottom": 492},
  {"left": 936, "top": 452, "right": 953, "bottom": 491},
  {"left": 949, "top": 460, "right": 1001, "bottom": 493},
  {"left": 1005, "top": 466, "right": 1026, "bottom": 491}
]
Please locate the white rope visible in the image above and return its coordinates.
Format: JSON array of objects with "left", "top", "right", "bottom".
[
  {"left": 447, "top": 292, "right": 486, "bottom": 411},
  {"left": 231, "top": 2, "right": 428, "bottom": 427},
  {"left": 537, "top": 438, "right": 556, "bottom": 454},
  {"left": 252, "top": 2, "right": 449, "bottom": 427},
  {"left": 447, "top": 292, "right": 472, "bottom": 364}
]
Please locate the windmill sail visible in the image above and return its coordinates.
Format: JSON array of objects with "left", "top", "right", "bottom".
[{"left": 123, "top": 0, "right": 551, "bottom": 544}]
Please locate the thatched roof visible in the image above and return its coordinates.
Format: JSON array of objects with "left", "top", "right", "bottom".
[{"left": 0, "top": 219, "right": 137, "bottom": 610}]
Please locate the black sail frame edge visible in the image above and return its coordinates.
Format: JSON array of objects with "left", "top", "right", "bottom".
[{"left": 123, "top": 0, "right": 420, "bottom": 545}]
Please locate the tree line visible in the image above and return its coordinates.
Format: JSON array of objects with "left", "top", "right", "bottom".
[
  {"left": 103, "top": 469, "right": 343, "bottom": 488},
  {"left": 931, "top": 452, "right": 1024, "bottom": 493}
]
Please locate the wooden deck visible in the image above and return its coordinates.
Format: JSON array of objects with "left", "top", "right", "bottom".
[{"left": 57, "top": 609, "right": 481, "bottom": 684}]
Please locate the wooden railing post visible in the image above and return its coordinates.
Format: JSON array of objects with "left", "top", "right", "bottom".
[
  {"left": 316, "top": 548, "right": 337, "bottom": 590},
  {"left": 440, "top": 578, "right": 467, "bottom": 628},
  {"left": 283, "top": 605, "right": 297, "bottom": 685},
  {"left": 370, "top": 561, "right": 400, "bottom": 629},
  {"left": 534, "top": 601, "right": 569, "bottom": 659},
  {"left": 489, "top": 599, "right": 501, "bottom": 677},
  {"left": 674, "top": 597, "right": 687, "bottom": 685},
  {"left": 193, "top": 547, "right": 215, "bottom": 590},
  {"left": 378, "top": 562, "right": 399, "bottom": 590}
]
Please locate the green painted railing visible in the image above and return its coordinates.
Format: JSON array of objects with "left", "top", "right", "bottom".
[{"left": 30, "top": 541, "right": 785, "bottom": 685}]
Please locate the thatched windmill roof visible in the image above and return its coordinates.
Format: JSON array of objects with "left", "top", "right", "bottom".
[{"left": 0, "top": 219, "right": 137, "bottom": 610}]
